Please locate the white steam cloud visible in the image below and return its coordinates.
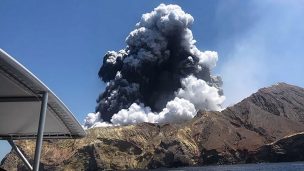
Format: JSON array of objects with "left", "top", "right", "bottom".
[{"left": 177, "top": 75, "right": 225, "bottom": 111}]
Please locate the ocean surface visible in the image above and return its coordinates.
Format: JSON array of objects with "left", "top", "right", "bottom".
[{"left": 155, "top": 162, "right": 304, "bottom": 171}]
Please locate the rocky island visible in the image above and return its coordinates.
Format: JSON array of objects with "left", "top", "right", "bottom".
[{"left": 1, "top": 82, "right": 304, "bottom": 170}]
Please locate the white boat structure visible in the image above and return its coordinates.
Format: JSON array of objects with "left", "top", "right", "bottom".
[{"left": 0, "top": 49, "right": 86, "bottom": 171}]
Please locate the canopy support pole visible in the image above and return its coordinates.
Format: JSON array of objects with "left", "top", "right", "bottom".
[
  {"left": 33, "top": 91, "right": 48, "bottom": 171},
  {"left": 7, "top": 139, "right": 33, "bottom": 171}
]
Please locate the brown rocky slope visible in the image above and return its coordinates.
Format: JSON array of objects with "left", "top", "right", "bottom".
[
  {"left": 1, "top": 82, "right": 304, "bottom": 170},
  {"left": 248, "top": 132, "right": 304, "bottom": 163}
]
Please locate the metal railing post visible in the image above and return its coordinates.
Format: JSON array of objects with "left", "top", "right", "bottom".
[
  {"left": 33, "top": 91, "right": 48, "bottom": 171},
  {"left": 7, "top": 139, "right": 33, "bottom": 170}
]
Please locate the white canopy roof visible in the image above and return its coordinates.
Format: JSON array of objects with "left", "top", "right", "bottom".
[{"left": 0, "top": 49, "right": 86, "bottom": 139}]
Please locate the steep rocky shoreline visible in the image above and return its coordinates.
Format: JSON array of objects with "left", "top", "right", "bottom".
[
  {"left": 248, "top": 132, "right": 304, "bottom": 163},
  {"left": 1, "top": 83, "right": 304, "bottom": 170}
]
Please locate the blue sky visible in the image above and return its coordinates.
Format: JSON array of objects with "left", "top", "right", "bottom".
[{"left": 1, "top": 0, "right": 304, "bottom": 160}]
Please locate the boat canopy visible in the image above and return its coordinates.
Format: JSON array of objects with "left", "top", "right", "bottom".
[
  {"left": 0, "top": 49, "right": 85, "bottom": 139},
  {"left": 0, "top": 49, "right": 86, "bottom": 171}
]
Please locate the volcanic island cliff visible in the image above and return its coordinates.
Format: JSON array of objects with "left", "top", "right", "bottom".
[{"left": 2, "top": 82, "right": 304, "bottom": 170}]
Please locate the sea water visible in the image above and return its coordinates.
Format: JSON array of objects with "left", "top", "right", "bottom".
[{"left": 156, "top": 162, "right": 304, "bottom": 171}]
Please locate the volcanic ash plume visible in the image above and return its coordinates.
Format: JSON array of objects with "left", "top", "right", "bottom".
[{"left": 83, "top": 4, "right": 225, "bottom": 128}]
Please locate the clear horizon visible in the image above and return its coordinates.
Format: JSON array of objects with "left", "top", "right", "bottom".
[{"left": 1, "top": 0, "right": 304, "bottom": 160}]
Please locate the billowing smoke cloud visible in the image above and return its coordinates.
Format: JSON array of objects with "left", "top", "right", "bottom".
[
  {"left": 83, "top": 112, "right": 112, "bottom": 129},
  {"left": 84, "top": 4, "right": 224, "bottom": 128}
]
